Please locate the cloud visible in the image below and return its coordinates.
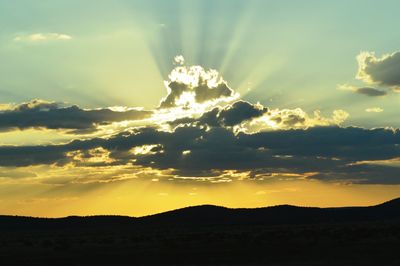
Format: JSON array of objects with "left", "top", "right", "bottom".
[
  {"left": 267, "top": 109, "right": 348, "bottom": 129},
  {"left": 169, "top": 100, "right": 268, "bottom": 128},
  {"left": 1, "top": 56, "right": 398, "bottom": 185},
  {"left": 356, "top": 87, "right": 387, "bottom": 97},
  {"left": 357, "top": 51, "right": 400, "bottom": 89},
  {"left": 338, "top": 84, "right": 387, "bottom": 97},
  {"left": 14, "top": 33, "right": 72, "bottom": 42},
  {"left": 0, "top": 99, "right": 152, "bottom": 134},
  {"left": 365, "top": 107, "right": 384, "bottom": 113},
  {"left": 239, "top": 108, "right": 348, "bottom": 133},
  {"left": 0, "top": 125, "right": 399, "bottom": 184},
  {"left": 339, "top": 50, "right": 400, "bottom": 97},
  {"left": 218, "top": 101, "right": 268, "bottom": 126},
  {"left": 170, "top": 100, "right": 348, "bottom": 132},
  {"left": 174, "top": 55, "right": 185, "bottom": 65},
  {"left": 309, "top": 164, "right": 400, "bottom": 185},
  {"left": 159, "top": 62, "right": 238, "bottom": 109}
]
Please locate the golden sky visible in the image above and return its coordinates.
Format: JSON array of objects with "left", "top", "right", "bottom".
[{"left": 0, "top": 0, "right": 399, "bottom": 217}]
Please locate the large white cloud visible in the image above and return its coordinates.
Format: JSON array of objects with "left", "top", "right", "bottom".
[{"left": 159, "top": 58, "right": 239, "bottom": 109}]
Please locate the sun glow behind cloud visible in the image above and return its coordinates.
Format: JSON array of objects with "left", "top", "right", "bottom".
[
  {"left": 0, "top": 46, "right": 398, "bottom": 217},
  {"left": 0, "top": 0, "right": 400, "bottom": 217}
]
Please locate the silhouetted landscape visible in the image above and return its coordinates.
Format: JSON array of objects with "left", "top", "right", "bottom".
[{"left": 1, "top": 198, "right": 400, "bottom": 265}]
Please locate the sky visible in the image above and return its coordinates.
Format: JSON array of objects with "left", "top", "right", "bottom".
[{"left": 0, "top": 0, "right": 399, "bottom": 217}]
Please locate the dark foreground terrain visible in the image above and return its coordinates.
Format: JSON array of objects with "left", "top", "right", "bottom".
[{"left": 1, "top": 198, "right": 400, "bottom": 266}]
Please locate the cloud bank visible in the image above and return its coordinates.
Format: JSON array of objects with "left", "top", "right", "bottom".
[
  {"left": 0, "top": 99, "right": 152, "bottom": 134},
  {"left": 0, "top": 126, "right": 399, "bottom": 184},
  {"left": 0, "top": 56, "right": 398, "bottom": 185}
]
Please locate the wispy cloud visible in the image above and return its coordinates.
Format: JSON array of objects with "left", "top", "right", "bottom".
[
  {"left": 365, "top": 107, "right": 384, "bottom": 113},
  {"left": 14, "top": 33, "right": 72, "bottom": 42},
  {"left": 338, "top": 84, "right": 387, "bottom": 97}
]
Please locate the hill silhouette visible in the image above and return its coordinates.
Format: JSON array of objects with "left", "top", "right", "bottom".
[
  {"left": 1, "top": 199, "right": 399, "bottom": 265},
  {"left": 1, "top": 198, "right": 399, "bottom": 231},
  {"left": 139, "top": 198, "right": 400, "bottom": 227}
]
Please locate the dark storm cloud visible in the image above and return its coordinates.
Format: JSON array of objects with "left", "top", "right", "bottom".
[
  {"left": 170, "top": 100, "right": 268, "bottom": 128},
  {"left": 0, "top": 99, "right": 152, "bottom": 133},
  {"left": 357, "top": 51, "right": 400, "bottom": 88},
  {"left": 0, "top": 125, "right": 399, "bottom": 184},
  {"left": 355, "top": 87, "right": 387, "bottom": 97}
]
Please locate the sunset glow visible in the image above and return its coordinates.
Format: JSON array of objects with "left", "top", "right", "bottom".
[{"left": 0, "top": 0, "right": 399, "bottom": 217}]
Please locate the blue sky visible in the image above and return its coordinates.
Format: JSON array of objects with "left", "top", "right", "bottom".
[{"left": 1, "top": 1, "right": 399, "bottom": 122}]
